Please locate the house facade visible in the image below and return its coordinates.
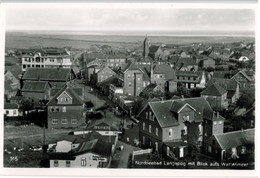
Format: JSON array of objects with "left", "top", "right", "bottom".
[
  {"left": 138, "top": 97, "right": 217, "bottom": 160},
  {"left": 93, "top": 66, "right": 116, "bottom": 84},
  {"left": 21, "top": 48, "right": 72, "bottom": 72},
  {"left": 4, "top": 103, "right": 20, "bottom": 117},
  {"left": 21, "top": 81, "right": 51, "bottom": 102},
  {"left": 48, "top": 132, "right": 113, "bottom": 168},
  {"left": 231, "top": 71, "right": 255, "bottom": 91},
  {"left": 46, "top": 85, "right": 85, "bottom": 129},
  {"left": 201, "top": 83, "right": 229, "bottom": 110},
  {"left": 119, "top": 63, "right": 144, "bottom": 96},
  {"left": 175, "top": 71, "right": 206, "bottom": 89},
  {"left": 204, "top": 129, "right": 254, "bottom": 160}
]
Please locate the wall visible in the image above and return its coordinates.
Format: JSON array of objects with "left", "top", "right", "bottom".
[{"left": 48, "top": 105, "right": 84, "bottom": 129}]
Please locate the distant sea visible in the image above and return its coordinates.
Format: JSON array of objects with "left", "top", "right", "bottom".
[
  {"left": 5, "top": 30, "right": 255, "bottom": 49},
  {"left": 14, "top": 30, "right": 255, "bottom": 37}
]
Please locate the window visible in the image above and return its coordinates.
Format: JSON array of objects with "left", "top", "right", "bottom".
[
  {"left": 62, "top": 106, "right": 66, "bottom": 112},
  {"left": 149, "top": 125, "right": 151, "bottom": 133},
  {"left": 52, "top": 119, "right": 58, "bottom": 124},
  {"left": 152, "top": 115, "right": 155, "bottom": 121},
  {"left": 6, "top": 110, "right": 9, "bottom": 115},
  {"left": 13, "top": 110, "right": 17, "bottom": 115},
  {"left": 127, "top": 74, "right": 130, "bottom": 78},
  {"left": 81, "top": 157, "right": 86, "bottom": 166},
  {"left": 51, "top": 107, "right": 55, "bottom": 112},
  {"left": 143, "top": 122, "right": 145, "bottom": 130},
  {"left": 212, "top": 140, "right": 215, "bottom": 145},
  {"left": 23, "top": 65, "right": 26, "bottom": 69},
  {"left": 137, "top": 78, "right": 140, "bottom": 81},
  {"left": 167, "top": 146, "right": 170, "bottom": 156},
  {"left": 208, "top": 146, "right": 212, "bottom": 153},
  {"left": 156, "top": 128, "right": 158, "bottom": 136},
  {"left": 157, "top": 75, "right": 159, "bottom": 79},
  {"left": 32, "top": 65, "right": 35, "bottom": 67},
  {"left": 146, "top": 112, "right": 148, "bottom": 119},
  {"left": 149, "top": 111, "right": 152, "bottom": 120},
  {"left": 194, "top": 77, "right": 196, "bottom": 80},
  {"left": 214, "top": 121, "right": 217, "bottom": 125},
  {"left": 71, "top": 118, "right": 77, "bottom": 124},
  {"left": 205, "top": 133, "right": 207, "bottom": 136},
  {"left": 129, "top": 82, "right": 131, "bottom": 87},
  {"left": 65, "top": 97, "right": 68, "bottom": 102},
  {"left": 143, "top": 136, "right": 145, "bottom": 145},
  {"left": 66, "top": 160, "right": 71, "bottom": 167},
  {"left": 183, "top": 126, "right": 187, "bottom": 135},
  {"left": 54, "top": 160, "right": 59, "bottom": 167},
  {"left": 61, "top": 118, "right": 67, "bottom": 124},
  {"left": 219, "top": 121, "right": 222, "bottom": 124},
  {"left": 50, "top": 59, "right": 55, "bottom": 62},
  {"left": 56, "top": 107, "right": 60, "bottom": 112},
  {"left": 169, "top": 129, "right": 173, "bottom": 137}
]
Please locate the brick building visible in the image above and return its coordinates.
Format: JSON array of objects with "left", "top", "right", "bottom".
[
  {"left": 46, "top": 85, "right": 84, "bottom": 129},
  {"left": 137, "top": 97, "right": 221, "bottom": 160}
]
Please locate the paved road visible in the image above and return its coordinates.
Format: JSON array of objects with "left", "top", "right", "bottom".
[{"left": 114, "top": 141, "right": 141, "bottom": 168}]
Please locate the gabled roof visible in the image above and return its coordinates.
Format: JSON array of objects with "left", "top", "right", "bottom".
[
  {"left": 96, "top": 66, "right": 116, "bottom": 75},
  {"left": 121, "top": 62, "right": 142, "bottom": 73},
  {"left": 5, "top": 80, "right": 18, "bottom": 92},
  {"left": 149, "top": 45, "right": 160, "bottom": 53},
  {"left": 22, "top": 68, "right": 74, "bottom": 81},
  {"left": 4, "top": 103, "right": 19, "bottom": 109},
  {"left": 97, "top": 75, "right": 119, "bottom": 87},
  {"left": 153, "top": 64, "right": 177, "bottom": 81},
  {"left": 207, "top": 78, "right": 238, "bottom": 91},
  {"left": 201, "top": 83, "right": 227, "bottom": 96},
  {"left": 231, "top": 70, "right": 254, "bottom": 82},
  {"left": 175, "top": 58, "right": 197, "bottom": 67},
  {"left": 146, "top": 97, "right": 214, "bottom": 128},
  {"left": 86, "top": 119, "right": 119, "bottom": 131},
  {"left": 22, "top": 81, "right": 50, "bottom": 92},
  {"left": 170, "top": 101, "right": 196, "bottom": 113},
  {"left": 47, "top": 85, "right": 84, "bottom": 106},
  {"left": 5, "top": 65, "right": 23, "bottom": 80},
  {"left": 140, "top": 83, "right": 164, "bottom": 95},
  {"left": 214, "top": 129, "right": 254, "bottom": 149}
]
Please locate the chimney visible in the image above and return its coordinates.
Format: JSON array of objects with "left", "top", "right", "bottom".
[{"left": 217, "top": 111, "right": 219, "bottom": 119}]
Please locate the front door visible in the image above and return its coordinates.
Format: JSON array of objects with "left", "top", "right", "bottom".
[
  {"left": 180, "top": 147, "right": 184, "bottom": 158},
  {"left": 155, "top": 142, "right": 158, "bottom": 152}
]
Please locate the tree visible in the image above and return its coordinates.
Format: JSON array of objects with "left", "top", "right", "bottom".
[
  {"left": 237, "top": 90, "right": 255, "bottom": 109},
  {"left": 20, "top": 99, "right": 33, "bottom": 111},
  {"left": 85, "top": 101, "right": 94, "bottom": 108},
  {"left": 190, "top": 87, "right": 204, "bottom": 97}
]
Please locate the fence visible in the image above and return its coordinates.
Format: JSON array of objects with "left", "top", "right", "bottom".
[{"left": 131, "top": 148, "right": 153, "bottom": 167}]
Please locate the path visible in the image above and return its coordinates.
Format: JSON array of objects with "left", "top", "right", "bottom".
[{"left": 112, "top": 141, "right": 141, "bottom": 168}]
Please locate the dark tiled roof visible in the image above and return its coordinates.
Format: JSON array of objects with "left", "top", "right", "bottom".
[
  {"left": 48, "top": 131, "right": 102, "bottom": 145},
  {"left": 22, "top": 68, "right": 74, "bottom": 81},
  {"left": 148, "top": 97, "right": 214, "bottom": 128},
  {"left": 47, "top": 85, "right": 84, "bottom": 106},
  {"left": 175, "top": 58, "right": 197, "bottom": 67},
  {"left": 5, "top": 65, "right": 23, "bottom": 80},
  {"left": 121, "top": 62, "right": 142, "bottom": 73},
  {"left": 153, "top": 64, "right": 177, "bottom": 81},
  {"left": 86, "top": 119, "right": 119, "bottom": 131},
  {"left": 149, "top": 100, "right": 178, "bottom": 127},
  {"left": 22, "top": 81, "right": 50, "bottom": 92},
  {"left": 207, "top": 78, "right": 238, "bottom": 91},
  {"left": 201, "top": 83, "right": 227, "bottom": 96},
  {"left": 140, "top": 83, "right": 163, "bottom": 95},
  {"left": 5, "top": 80, "right": 17, "bottom": 92},
  {"left": 214, "top": 129, "right": 254, "bottom": 149},
  {"left": 212, "top": 70, "right": 238, "bottom": 79},
  {"left": 136, "top": 64, "right": 151, "bottom": 80},
  {"left": 149, "top": 45, "right": 160, "bottom": 53},
  {"left": 4, "top": 103, "right": 19, "bottom": 109}
]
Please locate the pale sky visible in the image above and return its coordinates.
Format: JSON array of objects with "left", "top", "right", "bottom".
[{"left": 5, "top": 4, "right": 255, "bottom": 33}]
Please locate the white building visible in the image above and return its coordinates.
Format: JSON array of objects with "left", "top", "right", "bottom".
[
  {"left": 4, "top": 103, "right": 20, "bottom": 117},
  {"left": 21, "top": 49, "right": 72, "bottom": 71}
]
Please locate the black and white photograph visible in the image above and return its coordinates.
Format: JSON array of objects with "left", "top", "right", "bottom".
[{"left": 0, "top": 2, "right": 257, "bottom": 175}]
